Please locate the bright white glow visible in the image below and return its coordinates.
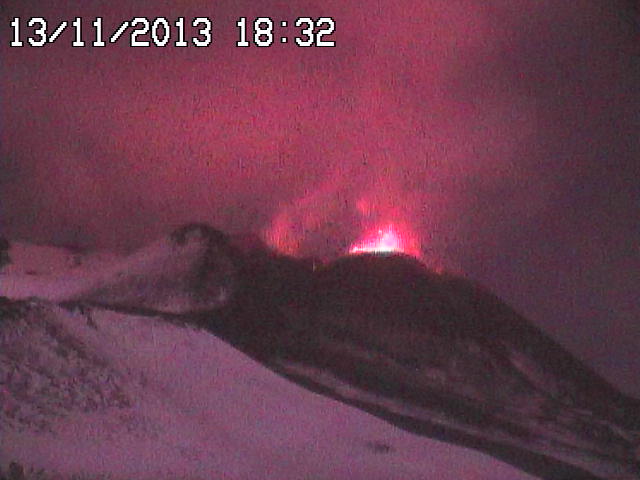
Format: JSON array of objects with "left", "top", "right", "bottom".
[{"left": 349, "top": 224, "right": 405, "bottom": 255}]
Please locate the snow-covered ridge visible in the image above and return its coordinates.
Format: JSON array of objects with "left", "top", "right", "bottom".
[{"left": 1, "top": 225, "right": 237, "bottom": 314}]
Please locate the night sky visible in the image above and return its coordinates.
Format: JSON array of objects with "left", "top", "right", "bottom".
[{"left": 1, "top": 1, "right": 639, "bottom": 396}]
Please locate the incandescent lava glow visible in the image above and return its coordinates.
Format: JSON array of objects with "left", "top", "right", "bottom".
[{"left": 349, "top": 223, "right": 420, "bottom": 258}]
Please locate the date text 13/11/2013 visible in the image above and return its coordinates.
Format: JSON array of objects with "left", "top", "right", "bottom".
[{"left": 9, "top": 16, "right": 336, "bottom": 48}]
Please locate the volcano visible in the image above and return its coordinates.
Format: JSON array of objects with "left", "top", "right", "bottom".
[{"left": 1, "top": 224, "right": 638, "bottom": 480}]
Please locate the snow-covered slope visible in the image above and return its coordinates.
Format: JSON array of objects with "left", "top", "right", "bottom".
[
  {"left": 1, "top": 224, "right": 638, "bottom": 479},
  {"left": 0, "top": 299, "right": 537, "bottom": 480}
]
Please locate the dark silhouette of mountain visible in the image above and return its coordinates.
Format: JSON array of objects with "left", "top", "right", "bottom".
[{"left": 1, "top": 223, "right": 638, "bottom": 479}]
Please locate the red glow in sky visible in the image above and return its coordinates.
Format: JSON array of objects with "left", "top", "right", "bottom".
[
  {"left": 349, "top": 224, "right": 420, "bottom": 258},
  {"left": 1, "top": 0, "right": 639, "bottom": 396}
]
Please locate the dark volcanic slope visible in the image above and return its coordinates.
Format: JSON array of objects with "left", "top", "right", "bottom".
[
  {"left": 214, "top": 249, "right": 640, "bottom": 480},
  {"left": 312, "top": 254, "right": 640, "bottom": 429}
]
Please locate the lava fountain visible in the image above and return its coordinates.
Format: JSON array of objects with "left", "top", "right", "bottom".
[{"left": 348, "top": 223, "right": 421, "bottom": 258}]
